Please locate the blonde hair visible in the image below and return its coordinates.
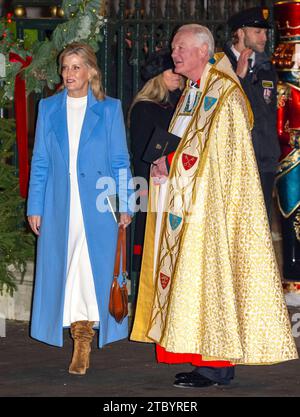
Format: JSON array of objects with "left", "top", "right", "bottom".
[
  {"left": 59, "top": 42, "right": 105, "bottom": 101},
  {"left": 128, "top": 73, "right": 184, "bottom": 125}
]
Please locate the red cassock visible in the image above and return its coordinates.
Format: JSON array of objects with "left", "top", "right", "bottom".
[{"left": 156, "top": 345, "right": 234, "bottom": 367}]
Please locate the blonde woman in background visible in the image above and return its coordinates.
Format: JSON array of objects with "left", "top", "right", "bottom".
[{"left": 129, "top": 49, "right": 184, "bottom": 273}]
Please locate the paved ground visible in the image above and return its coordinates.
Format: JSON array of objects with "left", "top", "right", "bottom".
[{"left": 1, "top": 316, "right": 300, "bottom": 398}]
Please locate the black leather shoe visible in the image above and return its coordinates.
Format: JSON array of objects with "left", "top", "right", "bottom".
[
  {"left": 174, "top": 374, "right": 216, "bottom": 388},
  {"left": 175, "top": 371, "right": 206, "bottom": 381}
]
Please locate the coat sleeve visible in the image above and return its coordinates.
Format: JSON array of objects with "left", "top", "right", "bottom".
[
  {"left": 109, "top": 100, "right": 133, "bottom": 214},
  {"left": 27, "top": 99, "right": 49, "bottom": 216},
  {"left": 130, "top": 102, "right": 153, "bottom": 180}
]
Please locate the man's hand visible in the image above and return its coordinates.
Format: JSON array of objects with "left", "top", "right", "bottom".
[
  {"left": 236, "top": 48, "right": 253, "bottom": 79},
  {"left": 150, "top": 156, "right": 168, "bottom": 185},
  {"left": 28, "top": 215, "right": 41, "bottom": 236}
]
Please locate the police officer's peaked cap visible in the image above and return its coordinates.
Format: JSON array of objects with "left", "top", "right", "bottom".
[{"left": 228, "top": 7, "right": 272, "bottom": 32}]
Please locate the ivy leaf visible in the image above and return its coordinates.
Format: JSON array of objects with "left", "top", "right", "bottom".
[{"left": 85, "top": 0, "right": 102, "bottom": 14}]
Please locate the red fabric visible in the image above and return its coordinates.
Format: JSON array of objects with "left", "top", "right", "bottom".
[
  {"left": 167, "top": 151, "right": 175, "bottom": 167},
  {"left": 277, "top": 93, "right": 291, "bottom": 160},
  {"left": 156, "top": 345, "right": 234, "bottom": 368},
  {"left": 9, "top": 53, "right": 32, "bottom": 198},
  {"left": 133, "top": 244, "right": 142, "bottom": 255}
]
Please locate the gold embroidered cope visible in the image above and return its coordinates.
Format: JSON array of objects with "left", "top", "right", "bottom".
[{"left": 131, "top": 53, "right": 298, "bottom": 365}]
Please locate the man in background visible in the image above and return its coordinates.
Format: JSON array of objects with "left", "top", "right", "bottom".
[{"left": 223, "top": 7, "right": 280, "bottom": 225}]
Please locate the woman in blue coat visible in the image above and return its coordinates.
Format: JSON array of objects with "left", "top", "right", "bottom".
[{"left": 27, "top": 43, "right": 132, "bottom": 375}]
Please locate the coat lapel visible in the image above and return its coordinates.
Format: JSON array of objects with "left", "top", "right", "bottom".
[
  {"left": 78, "top": 88, "right": 102, "bottom": 152},
  {"left": 51, "top": 87, "right": 102, "bottom": 167},
  {"left": 51, "top": 89, "right": 69, "bottom": 168}
]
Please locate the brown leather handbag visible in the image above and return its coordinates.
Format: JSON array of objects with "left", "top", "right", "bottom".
[{"left": 109, "top": 227, "right": 128, "bottom": 323}]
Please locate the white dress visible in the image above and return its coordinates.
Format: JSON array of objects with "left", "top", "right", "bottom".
[{"left": 63, "top": 95, "right": 100, "bottom": 327}]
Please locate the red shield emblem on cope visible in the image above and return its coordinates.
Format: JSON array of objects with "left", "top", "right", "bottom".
[
  {"left": 160, "top": 273, "right": 170, "bottom": 289},
  {"left": 182, "top": 153, "right": 198, "bottom": 170}
]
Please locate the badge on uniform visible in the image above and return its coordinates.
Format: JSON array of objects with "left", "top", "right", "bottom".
[{"left": 262, "top": 80, "right": 274, "bottom": 104}]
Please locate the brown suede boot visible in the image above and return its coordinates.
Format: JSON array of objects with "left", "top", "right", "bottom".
[{"left": 69, "top": 321, "right": 95, "bottom": 375}]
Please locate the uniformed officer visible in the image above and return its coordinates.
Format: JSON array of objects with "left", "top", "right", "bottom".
[{"left": 224, "top": 7, "right": 281, "bottom": 225}]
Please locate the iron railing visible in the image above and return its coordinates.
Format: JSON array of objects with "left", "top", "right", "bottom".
[
  {"left": 14, "top": 0, "right": 275, "bottom": 111},
  {"left": 100, "top": 0, "right": 274, "bottom": 112},
  {"left": 14, "top": 0, "right": 275, "bottom": 303}
]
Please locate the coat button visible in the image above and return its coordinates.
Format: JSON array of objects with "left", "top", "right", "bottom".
[
  {"left": 97, "top": 170, "right": 102, "bottom": 175},
  {"left": 80, "top": 173, "right": 85, "bottom": 177}
]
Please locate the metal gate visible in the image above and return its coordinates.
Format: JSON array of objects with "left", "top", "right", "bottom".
[
  {"left": 100, "top": 0, "right": 274, "bottom": 115},
  {"left": 97, "top": 0, "right": 275, "bottom": 303},
  {"left": 14, "top": 0, "right": 275, "bottom": 303},
  {"left": 15, "top": 1, "right": 275, "bottom": 115}
]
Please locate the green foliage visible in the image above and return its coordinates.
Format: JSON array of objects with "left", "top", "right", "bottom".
[
  {"left": 0, "top": 0, "right": 105, "bottom": 103},
  {"left": 62, "top": 0, "right": 101, "bottom": 16},
  {"left": 0, "top": 118, "right": 35, "bottom": 295},
  {"left": 62, "top": 0, "right": 81, "bottom": 17}
]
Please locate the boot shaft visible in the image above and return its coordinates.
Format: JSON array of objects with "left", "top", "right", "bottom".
[
  {"left": 70, "top": 321, "right": 95, "bottom": 342},
  {"left": 69, "top": 321, "right": 95, "bottom": 375}
]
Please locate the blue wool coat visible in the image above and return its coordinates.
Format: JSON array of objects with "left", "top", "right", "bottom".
[{"left": 27, "top": 88, "right": 132, "bottom": 348}]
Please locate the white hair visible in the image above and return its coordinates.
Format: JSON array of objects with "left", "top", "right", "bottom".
[{"left": 176, "top": 24, "right": 215, "bottom": 58}]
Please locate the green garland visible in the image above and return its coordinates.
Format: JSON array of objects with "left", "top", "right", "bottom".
[
  {"left": 0, "top": 0, "right": 105, "bottom": 102},
  {"left": 0, "top": 118, "right": 35, "bottom": 295}
]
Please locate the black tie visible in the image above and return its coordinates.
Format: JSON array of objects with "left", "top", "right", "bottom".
[{"left": 248, "top": 58, "right": 254, "bottom": 73}]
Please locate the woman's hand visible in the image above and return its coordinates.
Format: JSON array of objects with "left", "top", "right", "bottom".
[
  {"left": 28, "top": 215, "right": 41, "bottom": 236},
  {"left": 119, "top": 213, "right": 132, "bottom": 229}
]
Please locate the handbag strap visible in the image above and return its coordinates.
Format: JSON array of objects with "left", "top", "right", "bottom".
[{"left": 113, "top": 227, "right": 127, "bottom": 278}]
